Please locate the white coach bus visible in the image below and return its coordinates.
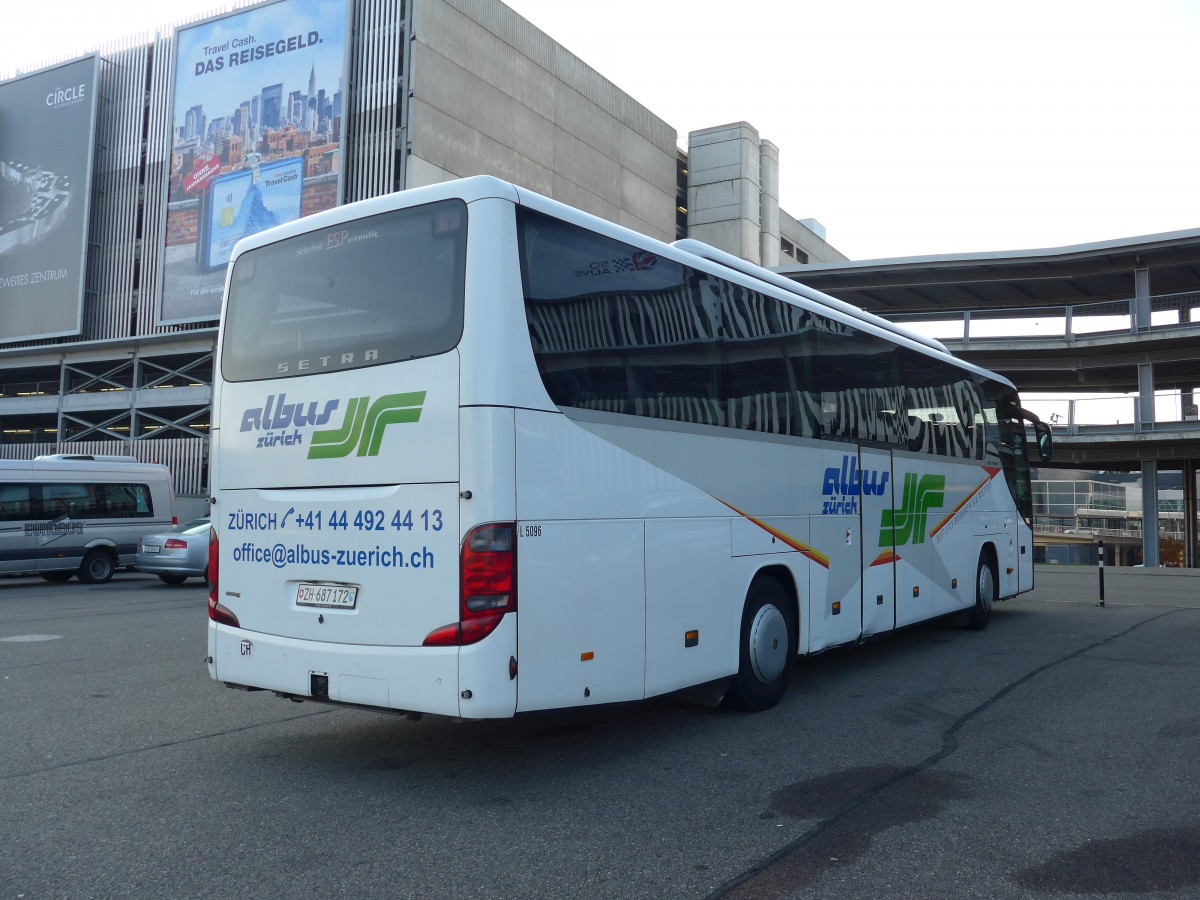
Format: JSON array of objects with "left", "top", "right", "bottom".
[
  {"left": 0, "top": 455, "right": 177, "bottom": 583},
  {"left": 207, "top": 176, "right": 1051, "bottom": 716}
]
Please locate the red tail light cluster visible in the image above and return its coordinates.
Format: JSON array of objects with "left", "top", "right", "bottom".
[
  {"left": 207, "top": 525, "right": 239, "bottom": 627},
  {"left": 423, "top": 522, "right": 516, "bottom": 647},
  {"left": 164, "top": 538, "right": 188, "bottom": 549}
]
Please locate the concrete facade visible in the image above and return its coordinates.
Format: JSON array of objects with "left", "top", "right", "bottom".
[
  {"left": 408, "top": 0, "right": 679, "bottom": 242},
  {"left": 687, "top": 122, "right": 846, "bottom": 267},
  {"left": 686, "top": 123, "right": 765, "bottom": 263},
  {"left": 780, "top": 207, "right": 847, "bottom": 265}
]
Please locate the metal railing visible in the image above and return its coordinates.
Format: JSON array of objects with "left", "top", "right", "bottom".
[
  {"left": 891, "top": 290, "right": 1200, "bottom": 344},
  {"left": 1022, "top": 390, "right": 1200, "bottom": 434},
  {"left": 1034, "top": 523, "right": 1188, "bottom": 542}
]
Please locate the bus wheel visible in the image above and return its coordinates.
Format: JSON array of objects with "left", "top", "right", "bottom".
[
  {"left": 79, "top": 550, "right": 116, "bottom": 585},
  {"left": 966, "top": 551, "right": 996, "bottom": 630},
  {"left": 724, "top": 575, "right": 794, "bottom": 711}
]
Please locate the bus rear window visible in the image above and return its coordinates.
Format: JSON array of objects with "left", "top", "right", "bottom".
[{"left": 221, "top": 200, "right": 467, "bottom": 382}]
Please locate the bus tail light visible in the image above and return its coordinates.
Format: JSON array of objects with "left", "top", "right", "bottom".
[
  {"left": 423, "top": 522, "right": 516, "bottom": 647},
  {"left": 207, "top": 525, "right": 239, "bottom": 628}
]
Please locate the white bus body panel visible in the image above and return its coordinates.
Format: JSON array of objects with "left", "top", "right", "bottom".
[
  {"left": 644, "top": 518, "right": 740, "bottom": 697},
  {"left": 212, "top": 354, "right": 463, "bottom": 676},
  {"left": 515, "top": 519, "right": 646, "bottom": 711},
  {"left": 1017, "top": 519, "right": 1034, "bottom": 591},
  {"left": 214, "top": 352, "right": 460, "bottom": 646},
  {"left": 211, "top": 624, "right": 463, "bottom": 715},
  {"left": 216, "top": 353, "right": 459, "bottom": 490},
  {"left": 456, "top": 196, "right": 554, "bottom": 413}
]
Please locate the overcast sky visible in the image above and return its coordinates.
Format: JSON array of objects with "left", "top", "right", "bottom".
[{"left": 5, "top": 0, "right": 1199, "bottom": 260}]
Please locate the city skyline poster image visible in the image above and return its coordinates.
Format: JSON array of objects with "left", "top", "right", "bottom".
[
  {"left": 0, "top": 56, "right": 99, "bottom": 344},
  {"left": 160, "top": 0, "right": 349, "bottom": 325}
]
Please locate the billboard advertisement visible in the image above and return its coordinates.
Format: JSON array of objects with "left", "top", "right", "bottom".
[
  {"left": 0, "top": 56, "right": 99, "bottom": 344},
  {"left": 160, "top": 0, "right": 349, "bottom": 325}
]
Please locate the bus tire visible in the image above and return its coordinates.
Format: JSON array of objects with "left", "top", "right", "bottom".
[
  {"left": 79, "top": 550, "right": 116, "bottom": 585},
  {"left": 40, "top": 571, "right": 74, "bottom": 583},
  {"left": 158, "top": 573, "right": 188, "bottom": 585},
  {"left": 966, "top": 550, "right": 996, "bottom": 630},
  {"left": 724, "top": 575, "right": 794, "bottom": 712}
]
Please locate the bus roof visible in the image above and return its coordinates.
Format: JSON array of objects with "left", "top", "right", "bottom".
[{"left": 226, "top": 174, "right": 1017, "bottom": 394}]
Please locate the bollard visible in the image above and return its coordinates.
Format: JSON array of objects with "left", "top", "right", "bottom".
[{"left": 1096, "top": 539, "right": 1105, "bottom": 608}]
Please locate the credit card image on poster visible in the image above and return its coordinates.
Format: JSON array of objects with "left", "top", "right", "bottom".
[{"left": 196, "top": 157, "right": 305, "bottom": 271}]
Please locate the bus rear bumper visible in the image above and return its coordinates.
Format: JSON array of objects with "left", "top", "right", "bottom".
[{"left": 208, "top": 618, "right": 517, "bottom": 718}]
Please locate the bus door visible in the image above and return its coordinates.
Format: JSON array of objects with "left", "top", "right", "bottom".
[
  {"left": 890, "top": 456, "right": 942, "bottom": 627},
  {"left": 810, "top": 449, "right": 864, "bottom": 651},
  {"left": 859, "top": 447, "right": 896, "bottom": 637}
]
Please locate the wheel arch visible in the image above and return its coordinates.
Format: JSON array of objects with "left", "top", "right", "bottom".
[
  {"left": 750, "top": 563, "right": 800, "bottom": 655},
  {"left": 979, "top": 541, "right": 999, "bottom": 578}
]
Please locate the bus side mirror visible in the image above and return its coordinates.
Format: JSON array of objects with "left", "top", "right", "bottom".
[{"left": 1033, "top": 421, "right": 1053, "bottom": 462}]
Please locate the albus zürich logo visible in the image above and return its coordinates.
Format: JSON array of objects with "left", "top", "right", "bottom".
[
  {"left": 240, "top": 392, "right": 425, "bottom": 457},
  {"left": 822, "top": 454, "right": 889, "bottom": 516}
]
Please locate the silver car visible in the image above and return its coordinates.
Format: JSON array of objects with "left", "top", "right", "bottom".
[{"left": 136, "top": 518, "right": 210, "bottom": 584}]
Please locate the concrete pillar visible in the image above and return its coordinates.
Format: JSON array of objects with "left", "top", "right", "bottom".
[
  {"left": 1142, "top": 461, "right": 1160, "bottom": 568},
  {"left": 1134, "top": 267, "right": 1151, "bottom": 332},
  {"left": 1184, "top": 459, "right": 1198, "bottom": 569},
  {"left": 56, "top": 359, "right": 67, "bottom": 443},
  {"left": 759, "top": 140, "right": 780, "bottom": 268},
  {"left": 686, "top": 123, "right": 762, "bottom": 264},
  {"left": 1138, "top": 362, "right": 1155, "bottom": 430}
]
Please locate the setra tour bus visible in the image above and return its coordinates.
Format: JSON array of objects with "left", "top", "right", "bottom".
[{"left": 206, "top": 176, "right": 1051, "bottom": 716}]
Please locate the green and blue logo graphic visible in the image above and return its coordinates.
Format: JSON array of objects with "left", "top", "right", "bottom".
[
  {"left": 879, "top": 473, "right": 945, "bottom": 547},
  {"left": 308, "top": 392, "right": 426, "bottom": 459},
  {"left": 240, "top": 391, "right": 425, "bottom": 456}
]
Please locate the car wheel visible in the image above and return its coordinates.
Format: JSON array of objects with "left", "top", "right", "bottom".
[
  {"left": 723, "top": 575, "right": 795, "bottom": 712},
  {"left": 965, "top": 550, "right": 996, "bottom": 630},
  {"left": 40, "top": 571, "right": 74, "bottom": 583},
  {"left": 78, "top": 550, "right": 116, "bottom": 585},
  {"left": 158, "top": 573, "right": 188, "bottom": 585}
]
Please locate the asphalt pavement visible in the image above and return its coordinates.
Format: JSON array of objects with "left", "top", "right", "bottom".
[{"left": 1, "top": 566, "right": 1198, "bottom": 898}]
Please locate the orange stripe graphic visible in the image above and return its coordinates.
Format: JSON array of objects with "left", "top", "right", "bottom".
[
  {"left": 871, "top": 550, "right": 900, "bottom": 567},
  {"left": 716, "top": 499, "right": 831, "bottom": 569},
  {"left": 929, "top": 467, "right": 1002, "bottom": 538}
]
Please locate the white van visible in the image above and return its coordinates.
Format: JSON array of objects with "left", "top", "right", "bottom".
[{"left": 0, "top": 455, "right": 177, "bottom": 583}]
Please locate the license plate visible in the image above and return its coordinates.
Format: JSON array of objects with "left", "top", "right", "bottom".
[
  {"left": 143, "top": 545, "right": 160, "bottom": 553},
  {"left": 296, "top": 582, "right": 359, "bottom": 609}
]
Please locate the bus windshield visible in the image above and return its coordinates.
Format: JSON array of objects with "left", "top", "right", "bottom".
[{"left": 221, "top": 199, "right": 467, "bottom": 382}]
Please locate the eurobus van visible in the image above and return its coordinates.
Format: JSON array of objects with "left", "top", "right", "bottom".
[
  {"left": 0, "top": 455, "right": 177, "bottom": 583},
  {"left": 207, "top": 176, "right": 1051, "bottom": 717}
]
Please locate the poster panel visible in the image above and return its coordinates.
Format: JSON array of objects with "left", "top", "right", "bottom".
[
  {"left": 0, "top": 56, "right": 99, "bottom": 343},
  {"left": 160, "top": 0, "right": 348, "bottom": 325}
]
